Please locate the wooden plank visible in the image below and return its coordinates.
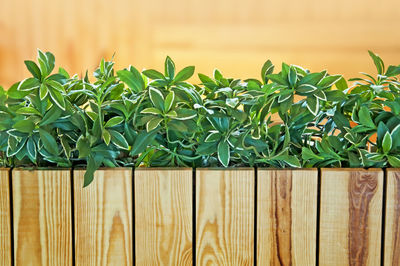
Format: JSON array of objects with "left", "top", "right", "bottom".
[
  {"left": 0, "top": 169, "right": 11, "bottom": 266},
  {"left": 74, "top": 168, "right": 133, "bottom": 265},
  {"left": 135, "top": 169, "right": 192, "bottom": 265},
  {"left": 257, "top": 169, "right": 317, "bottom": 265},
  {"left": 384, "top": 169, "right": 400, "bottom": 266},
  {"left": 196, "top": 168, "right": 254, "bottom": 265},
  {"left": 12, "top": 169, "right": 72, "bottom": 265},
  {"left": 320, "top": 169, "right": 383, "bottom": 266}
]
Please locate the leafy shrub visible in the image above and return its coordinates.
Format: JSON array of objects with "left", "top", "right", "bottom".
[{"left": 0, "top": 50, "right": 399, "bottom": 186}]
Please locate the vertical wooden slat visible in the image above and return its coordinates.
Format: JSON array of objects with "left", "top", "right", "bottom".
[
  {"left": 12, "top": 169, "right": 72, "bottom": 265},
  {"left": 257, "top": 169, "right": 318, "bottom": 265},
  {"left": 384, "top": 169, "right": 400, "bottom": 266},
  {"left": 74, "top": 168, "right": 133, "bottom": 265},
  {"left": 135, "top": 169, "right": 192, "bottom": 265},
  {"left": 320, "top": 169, "right": 383, "bottom": 266},
  {"left": 196, "top": 168, "right": 254, "bottom": 265},
  {"left": 0, "top": 168, "right": 11, "bottom": 266}
]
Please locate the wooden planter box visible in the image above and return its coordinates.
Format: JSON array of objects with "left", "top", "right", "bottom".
[{"left": 0, "top": 168, "right": 399, "bottom": 265}]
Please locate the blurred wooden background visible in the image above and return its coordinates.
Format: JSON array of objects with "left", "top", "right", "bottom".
[{"left": 0, "top": 0, "right": 400, "bottom": 87}]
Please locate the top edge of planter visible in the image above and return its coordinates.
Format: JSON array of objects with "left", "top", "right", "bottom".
[{"left": 320, "top": 168, "right": 384, "bottom": 172}]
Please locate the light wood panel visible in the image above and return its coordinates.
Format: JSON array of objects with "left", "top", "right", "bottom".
[
  {"left": 1, "top": 0, "right": 400, "bottom": 87},
  {"left": 384, "top": 169, "right": 400, "bottom": 266},
  {"left": 74, "top": 168, "right": 133, "bottom": 266},
  {"left": 196, "top": 168, "right": 254, "bottom": 265},
  {"left": 135, "top": 169, "right": 192, "bottom": 265},
  {"left": 12, "top": 169, "right": 72, "bottom": 266},
  {"left": 0, "top": 169, "right": 11, "bottom": 266},
  {"left": 257, "top": 169, "right": 318, "bottom": 265},
  {"left": 320, "top": 169, "right": 383, "bottom": 266}
]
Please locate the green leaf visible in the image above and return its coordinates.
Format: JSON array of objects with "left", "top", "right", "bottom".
[
  {"left": 24, "top": 60, "right": 41, "bottom": 80},
  {"left": 146, "top": 117, "right": 163, "bottom": 132},
  {"left": 368, "top": 50, "right": 384, "bottom": 75},
  {"left": 382, "top": 131, "right": 392, "bottom": 154},
  {"left": 83, "top": 155, "right": 102, "bottom": 187},
  {"left": 117, "top": 66, "right": 144, "bottom": 93},
  {"left": 40, "top": 106, "right": 62, "bottom": 126},
  {"left": 16, "top": 107, "right": 41, "bottom": 116},
  {"left": 149, "top": 87, "right": 164, "bottom": 111},
  {"left": 76, "top": 136, "right": 91, "bottom": 158},
  {"left": 288, "top": 67, "right": 297, "bottom": 87},
  {"left": 174, "top": 66, "right": 195, "bottom": 82},
  {"left": 335, "top": 77, "right": 348, "bottom": 91},
  {"left": 217, "top": 141, "right": 230, "bottom": 167},
  {"left": 142, "top": 69, "right": 165, "bottom": 80},
  {"left": 39, "top": 128, "right": 59, "bottom": 155},
  {"left": 205, "top": 131, "right": 221, "bottom": 142},
  {"left": 302, "top": 147, "right": 324, "bottom": 161},
  {"left": 130, "top": 130, "right": 157, "bottom": 156},
  {"left": 105, "top": 117, "right": 124, "bottom": 128},
  {"left": 358, "top": 106, "right": 375, "bottom": 128},
  {"left": 388, "top": 156, "right": 400, "bottom": 167},
  {"left": 164, "top": 91, "right": 175, "bottom": 112},
  {"left": 102, "top": 129, "right": 111, "bottom": 145},
  {"left": 13, "top": 120, "right": 35, "bottom": 133}
]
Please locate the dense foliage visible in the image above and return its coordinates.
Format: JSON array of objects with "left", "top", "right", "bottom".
[{"left": 0, "top": 50, "right": 399, "bottom": 186}]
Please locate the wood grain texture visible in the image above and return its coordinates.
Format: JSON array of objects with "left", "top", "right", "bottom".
[
  {"left": 257, "top": 169, "right": 317, "bottom": 265},
  {"left": 384, "top": 169, "right": 400, "bottom": 266},
  {"left": 12, "top": 169, "right": 72, "bottom": 266},
  {"left": 320, "top": 169, "right": 383, "bottom": 266},
  {"left": 196, "top": 168, "right": 254, "bottom": 265},
  {"left": 135, "top": 169, "right": 192, "bottom": 265},
  {"left": 0, "top": 169, "right": 11, "bottom": 266},
  {"left": 74, "top": 168, "right": 133, "bottom": 266},
  {"left": 2, "top": 0, "right": 400, "bottom": 88}
]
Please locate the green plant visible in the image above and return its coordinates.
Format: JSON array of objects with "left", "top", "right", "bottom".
[{"left": 0, "top": 50, "right": 399, "bottom": 186}]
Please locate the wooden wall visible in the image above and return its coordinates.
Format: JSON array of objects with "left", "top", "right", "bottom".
[
  {"left": 1, "top": 0, "right": 400, "bottom": 87},
  {"left": 1, "top": 168, "right": 399, "bottom": 265}
]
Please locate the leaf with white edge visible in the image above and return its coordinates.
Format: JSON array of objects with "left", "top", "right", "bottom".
[
  {"left": 141, "top": 107, "right": 162, "bottom": 115},
  {"left": 149, "top": 87, "right": 164, "bottom": 111},
  {"left": 205, "top": 131, "right": 221, "bottom": 142},
  {"left": 105, "top": 117, "right": 124, "bottom": 128},
  {"left": 382, "top": 131, "right": 392, "bottom": 154},
  {"left": 306, "top": 96, "right": 319, "bottom": 115},
  {"left": 102, "top": 129, "right": 111, "bottom": 145},
  {"left": 48, "top": 87, "right": 66, "bottom": 110},
  {"left": 146, "top": 117, "right": 163, "bottom": 132},
  {"left": 39, "top": 83, "right": 49, "bottom": 100},
  {"left": 27, "top": 137, "right": 36, "bottom": 160},
  {"left": 165, "top": 56, "right": 175, "bottom": 79},
  {"left": 314, "top": 90, "right": 327, "bottom": 101},
  {"left": 318, "top": 75, "right": 342, "bottom": 88},
  {"left": 109, "top": 129, "right": 129, "bottom": 150},
  {"left": 217, "top": 140, "right": 230, "bottom": 167},
  {"left": 164, "top": 91, "right": 175, "bottom": 112},
  {"left": 288, "top": 67, "right": 297, "bottom": 87},
  {"left": 174, "top": 108, "right": 197, "bottom": 120},
  {"left": 117, "top": 66, "right": 144, "bottom": 93},
  {"left": 296, "top": 84, "right": 317, "bottom": 94}
]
